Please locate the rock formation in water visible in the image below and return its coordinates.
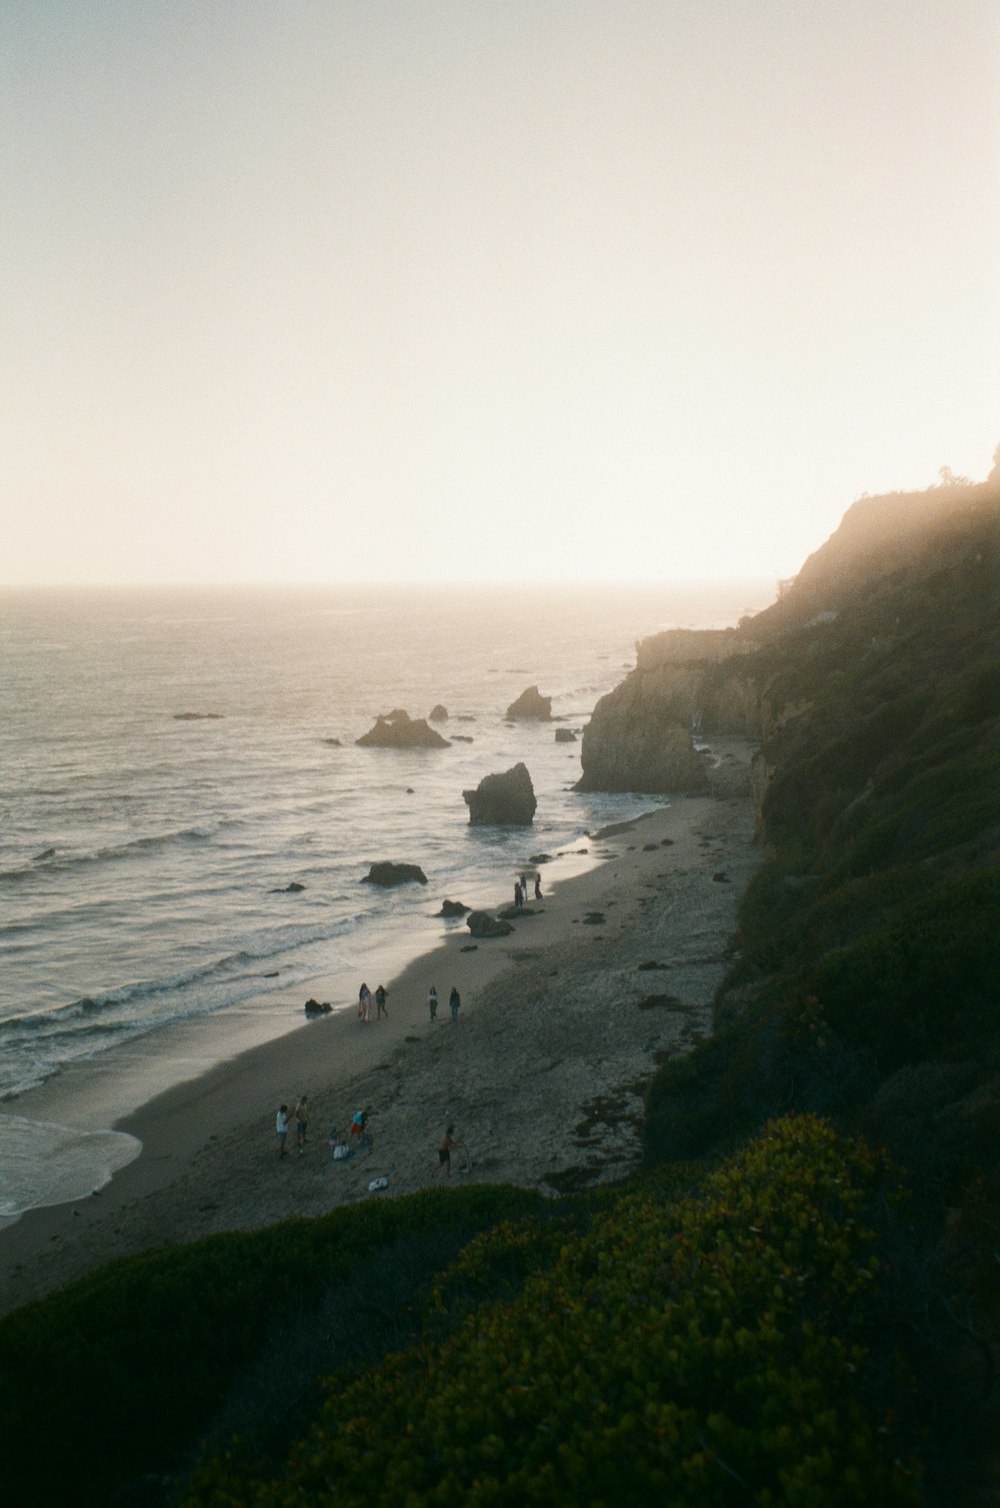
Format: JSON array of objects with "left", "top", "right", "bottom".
[
  {"left": 428, "top": 704, "right": 448, "bottom": 722},
  {"left": 439, "top": 899, "right": 470, "bottom": 916},
  {"left": 463, "top": 762, "right": 537, "bottom": 825},
  {"left": 361, "top": 862, "right": 428, "bottom": 886},
  {"left": 506, "top": 685, "right": 552, "bottom": 720},
  {"left": 356, "top": 710, "right": 450, "bottom": 748}
]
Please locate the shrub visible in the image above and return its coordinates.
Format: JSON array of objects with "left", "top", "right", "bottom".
[{"left": 186, "top": 1118, "right": 919, "bottom": 1507}]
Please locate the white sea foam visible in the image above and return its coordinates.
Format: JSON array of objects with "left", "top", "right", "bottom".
[{"left": 0, "top": 1115, "right": 141, "bottom": 1227}]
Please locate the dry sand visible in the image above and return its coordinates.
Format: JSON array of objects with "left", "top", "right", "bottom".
[{"left": 0, "top": 749, "right": 761, "bottom": 1317}]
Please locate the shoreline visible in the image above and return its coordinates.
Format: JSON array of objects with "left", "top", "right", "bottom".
[{"left": 0, "top": 748, "right": 761, "bottom": 1317}]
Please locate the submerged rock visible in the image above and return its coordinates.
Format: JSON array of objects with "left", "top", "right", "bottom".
[
  {"left": 357, "top": 710, "right": 449, "bottom": 749},
  {"left": 439, "top": 899, "right": 470, "bottom": 917},
  {"left": 361, "top": 862, "right": 428, "bottom": 887},
  {"left": 463, "top": 762, "right": 537, "bottom": 825}
]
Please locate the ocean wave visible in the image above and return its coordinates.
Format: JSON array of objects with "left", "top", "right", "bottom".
[
  {"left": 0, "top": 918, "right": 357, "bottom": 1039},
  {"left": 0, "top": 825, "right": 220, "bottom": 883}
]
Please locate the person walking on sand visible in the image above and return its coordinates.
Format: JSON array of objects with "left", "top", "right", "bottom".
[
  {"left": 433, "top": 1124, "right": 464, "bottom": 1177},
  {"left": 276, "top": 1103, "right": 289, "bottom": 1159},
  {"left": 428, "top": 984, "right": 438, "bottom": 1022},
  {"left": 375, "top": 983, "right": 388, "bottom": 1019},
  {"left": 357, "top": 982, "right": 369, "bottom": 1019},
  {"left": 293, "top": 1094, "right": 309, "bottom": 1153},
  {"left": 449, "top": 985, "right": 461, "bottom": 1022},
  {"left": 534, "top": 873, "right": 542, "bottom": 901}
]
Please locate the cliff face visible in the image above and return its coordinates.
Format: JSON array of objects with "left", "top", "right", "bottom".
[
  {"left": 641, "top": 466, "right": 1000, "bottom": 1488},
  {"left": 577, "top": 627, "right": 762, "bottom": 793},
  {"left": 581, "top": 468, "right": 1000, "bottom": 814}
]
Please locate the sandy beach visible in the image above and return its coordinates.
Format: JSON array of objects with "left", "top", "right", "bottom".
[{"left": 0, "top": 744, "right": 760, "bottom": 1317}]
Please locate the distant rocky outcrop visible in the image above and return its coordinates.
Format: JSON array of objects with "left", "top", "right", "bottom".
[
  {"left": 270, "top": 881, "right": 306, "bottom": 893},
  {"left": 463, "top": 763, "right": 537, "bottom": 825},
  {"left": 356, "top": 710, "right": 449, "bottom": 749},
  {"left": 361, "top": 862, "right": 428, "bottom": 886},
  {"left": 506, "top": 685, "right": 552, "bottom": 720},
  {"left": 173, "top": 711, "right": 223, "bottom": 721},
  {"left": 303, "top": 998, "right": 332, "bottom": 1016},
  {"left": 428, "top": 704, "right": 448, "bottom": 722},
  {"left": 466, "top": 910, "right": 515, "bottom": 938},
  {"left": 555, "top": 727, "right": 577, "bottom": 742}
]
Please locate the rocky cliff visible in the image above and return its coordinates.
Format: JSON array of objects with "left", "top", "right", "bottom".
[{"left": 580, "top": 460, "right": 1000, "bottom": 809}]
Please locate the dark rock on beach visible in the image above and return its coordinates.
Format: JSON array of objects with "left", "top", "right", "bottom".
[
  {"left": 362, "top": 862, "right": 428, "bottom": 887},
  {"left": 304, "top": 998, "right": 332, "bottom": 1016},
  {"left": 506, "top": 685, "right": 552, "bottom": 720},
  {"left": 428, "top": 704, "right": 448, "bottom": 722},
  {"left": 463, "top": 762, "right": 536, "bottom": 825},
  {"left": 356, "top": 710, "right": 450, "bottom": 749},
  {"left": 439, "top": 899, "right": 470, "bottom": 917},
  {"left": 467, "top": 910, "right": 515, "bottom": 938},
  {"left": 554, "top": 727, "right": 577, "bottom": 742}
]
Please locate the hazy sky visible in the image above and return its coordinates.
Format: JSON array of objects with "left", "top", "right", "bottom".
[{"left": 2, "top": 1, "right": 998, "bottom": 586}]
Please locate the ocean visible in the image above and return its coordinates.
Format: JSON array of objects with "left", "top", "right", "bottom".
[{"left": 0, "top": 581, "right": 771, "bottom": 1220}]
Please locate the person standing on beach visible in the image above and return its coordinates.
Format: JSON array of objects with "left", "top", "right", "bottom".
[
  {"left": 276, "top": 1104, "right": 289, "bottom": 1159},
  {"left": 534, "top": 873, "right": 542, "bottom": 901},
  {"left": 375, "top": 983, "right": 388, "bottom": 1019},
  {"left": 293, "top": 1095, "right": 309, "bottom": 1153},
  {"left": 514, "top": 879, "right": 523, "bottom": 909},
  {"left": 433, "top": 1124, "right": 463, "bottom": 1177},
  {"left": 428, "top": 985, "right": 438, "bottom": 1022},
  {"left": 449, "top": 985, "right": 461, "bottom": 1022}
]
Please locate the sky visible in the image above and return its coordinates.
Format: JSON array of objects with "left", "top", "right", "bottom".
[{"left": 1, "top": 0, "right": 998, "bottom": 586}]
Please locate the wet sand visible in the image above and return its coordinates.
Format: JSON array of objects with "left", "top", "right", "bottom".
[{"left": 0, "top": 753, "right": 760, "bottom": 1318}]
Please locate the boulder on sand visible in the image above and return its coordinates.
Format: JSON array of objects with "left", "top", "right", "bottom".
[
  {"left": 467, "top": 910, "right": 515, "bottom": 938},
  {"left": 463, "top": 762, "right": 537, "bottom": 825},
  {"left": 361, "top": 862, "right": 428, "bottom": 887},
  {"left": 506, "top": 685, "right": 552, "bottom": 720},
  {"left": 356, "top": 710, "right": 449, "bottom": 748}
]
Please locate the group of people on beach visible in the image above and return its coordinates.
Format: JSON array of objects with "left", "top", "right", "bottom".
[
  {"left": 274, "top": 1096, "right": 466, "bottom": 1180},
  {"left": 514, "top": 873, "right": 542, "bottom": 909},
  {"left": 275, "top": 1094, "right": 310, "bottom": 1158},
  {"left": 356, "top": 982, "right": 388, "bottom": 1022},
  {"left": 426, "top": 984, "right": 461, "bottom": 1023}
]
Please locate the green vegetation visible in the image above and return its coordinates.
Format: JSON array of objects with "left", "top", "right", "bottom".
[{"left": 2, "top": 471, "right": 996, "bottom": 1504}]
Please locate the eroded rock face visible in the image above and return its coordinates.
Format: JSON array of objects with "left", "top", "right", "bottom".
[
  {"left": 577, "top": 681, "right": 708, "bottom": 794},
  {"left": 356, "top": 710, "right": 449, "bottom": 748},
  {"left": 361, "top": 862, "right": 428, "bottom": 886},
  {"left": 506, "top": 685, "right": 552, "bottom": 719},
  {"left": 463, "top": 762, "right": 537, "bottom": 825}
]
